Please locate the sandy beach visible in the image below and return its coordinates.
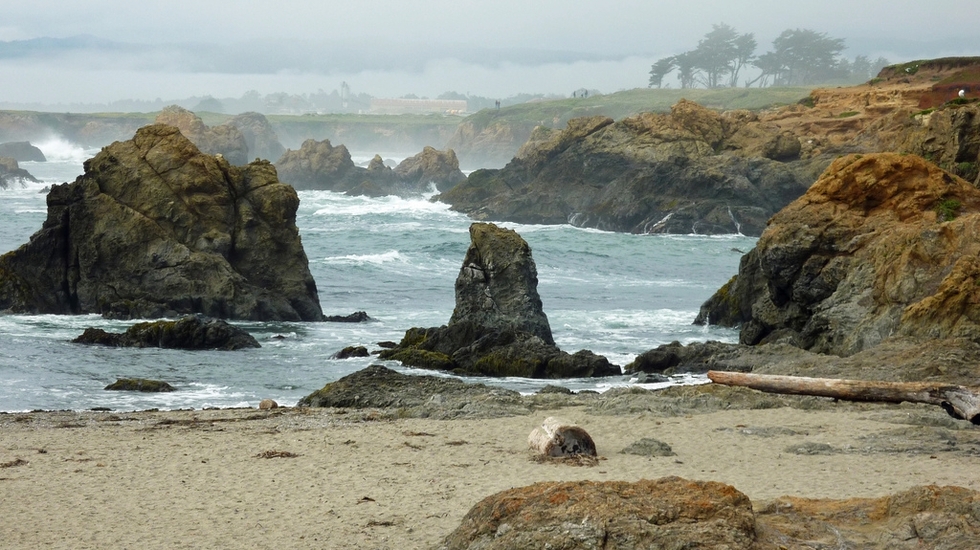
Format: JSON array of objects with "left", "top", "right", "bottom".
[{"left": 2, "top": 398, "right": 979, "bottom": 550}]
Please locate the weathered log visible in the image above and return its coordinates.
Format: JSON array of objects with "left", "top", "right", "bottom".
[
  {"left": 527, "top": 417, "right": 597, "bottom": 457},
  {"left": 708, "top": 371, "right": 980, "bottom": 424}
]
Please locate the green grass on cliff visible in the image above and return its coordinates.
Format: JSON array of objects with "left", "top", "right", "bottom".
[{"left": 462, "top": 87, "right": 813, "bottom": 129}]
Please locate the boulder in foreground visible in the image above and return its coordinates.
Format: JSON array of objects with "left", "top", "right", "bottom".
[
  {"left": 440, "top": 478, "right": 980, "bottom": 550},
  {"left": 379, "top": 223, "right": 618, "bottom": 378},
  {"left": 104, "top": 378, "right": 175, "bottom": 392},
  {"left": 0, "top": 124, "right": 324, "bottom": 321},
  {"left": 73, "top": 315, "right": 260, "bottom": 350}
]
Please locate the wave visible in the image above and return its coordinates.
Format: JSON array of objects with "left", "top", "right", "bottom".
[
  {"left": 322, "top": 250, "right": 408, "bottom": 266},
  {"left": 32, "top": 137, "right": 93, "bottom": 164}
]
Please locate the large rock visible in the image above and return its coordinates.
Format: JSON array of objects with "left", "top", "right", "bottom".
[
  {"left": 892, "top": 102, "right": 980, "bottom": 184},
  {"left": 392, "top": 145, "right": 465, "bottom": 192},
  {"left": 225, "top": 112, "right": 286, "bottom": 162},
  {"left": 155, "top": 105, "right": 248, "bottom": 165},
  {"left": 439, "top": 100, "right": 812, "bottom": 236},
  {"left": 275, "top": 138, "right": 461, "bottom": 196},
  {"left": 438, "top": 477, "right": 758, "bottom": 550},
  {"left": 440, "top": 478, "right": 980, "bottom": 550},
  {"left": 0, "top": 157, "right": 39, "bottom": 189},
  {"left": 73, "top": 315, "right": 261, "bottom": 350},
  {"left": 0, "top": 141, "right": 46, "bottom": 162},
  {"left": 379, "top": 223, "right": 619, "bottom": 378},
  {"left": 697, "top": 152, "right": 980, "bottom": 356},
  {"left": 0, "top": 124, "right": 325, "bottom": 321}
]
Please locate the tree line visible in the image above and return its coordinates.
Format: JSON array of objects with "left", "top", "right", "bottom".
[{"left": 649, "top": 24, "right": 890, "bottom": 89}]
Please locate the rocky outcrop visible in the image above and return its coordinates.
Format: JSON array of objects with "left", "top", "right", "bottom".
[
  {"left": 104, "top": 378, "right": 176, "bottom": 392},
  {"left": 440, "top": 478, "right": 980, "bottom": 550},
  {"left": 298, "top": 364, "right": 528, "bottom": 418},
  {"left": 155, "top": 105, "right": 248, "bottom": 165},
  {"left": 892, "top": 101, "right": 980, "bottom": 183},
  {"left": 0, "top": 124, "right": 324, "bottom": 321},
  {"left": 439, "top": 477, "right": 758, "bottom": 550},
  {"left": 697, "top": 153, "right": 980, "bottom": 356},
  {"left": 0, "top": 141, "right": 45, "bottom": 162},
  {"left": 73, "top": 315, "right": 260, "bottom": 350},
  {"left": 393, "top": 146, "right": 465, "bottom": 192},
  {"left": 275, "top": 138, "right": 464, "bottom": 196},
  {"left": 226, "top": 112, "right": 286, "bottom": 162},
  {"left": 379, "top": 223, "right": 618, "bottom": 378},
  {"left": 439, "top": 100, "right": 813, "bottom": 236},
  {"left": 0, "top": 157, "right": 39, "bottom": 189}
]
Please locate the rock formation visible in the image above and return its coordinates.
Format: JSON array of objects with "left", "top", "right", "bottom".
[
  {"left": 0, "top": 124, "right": 324, "bottom": 321},
  {"left": 439, "top": 478, "right": 980, "bottom": 550},
  {"left": 0, "top": 157, "right": 39, "bottom": 189},
  {"left": 393, "top": 145, "right": 466, "bottom": 192},
  {"left": 0, "top": 141, "right": 46, "bottom": 162},
  {"left": 379, "top": 223, "right": 619, "bottom": 378},
  {"left": 439, "top": 477, "right": 758, "bottom": 549},
  {"left": 439, "top": 101, "right": 813, "bottom": 236},
  {"left": 104, "top": 378, "right": 176, "bottom": 392},
  {"left": 698, "top": 152, "right": 980, "bottom": 356},
  {"left": 155, "top": 105, "right": 248, "bottom": 165},
  {"left": 73, "top": 315, "right": 261, "bottom": 350},
  {"left": 225, "top": 112, "right": 286, "bottom": 162},
  {"left": 275, "top": 138, "right": 465, "bottom": 196}
]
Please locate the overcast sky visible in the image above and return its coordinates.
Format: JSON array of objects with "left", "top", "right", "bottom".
[{"left": 2, "top": 0, "right": 978, "bottom": 105}]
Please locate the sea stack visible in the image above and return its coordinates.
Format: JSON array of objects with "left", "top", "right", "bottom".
[
  {"left": 0, "top": 124, "right": 325, "bottom": 321},
  {"left": 379, "top": 222, "right": 618, "bottom": 378}
]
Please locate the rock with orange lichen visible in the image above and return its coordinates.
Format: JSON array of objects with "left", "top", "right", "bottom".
[
  {"left": 697, "top": 152, "right": 980, "bottom": 356},
  {"left": 438, "top": 477, "right": 760, "bottom": 550}
]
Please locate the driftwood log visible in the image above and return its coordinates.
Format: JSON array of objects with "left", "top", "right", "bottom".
[
  {"left": 708, "top": 371, "right": 980, "bottom": 425},
  {"left": 528, "top": 417, "right": 597, "bottom": 457}
]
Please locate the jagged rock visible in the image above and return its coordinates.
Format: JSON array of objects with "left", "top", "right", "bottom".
[
  {"left": 698, "top": 152, "right": 980, "bottom": 356},
  {"left": 393, "top": 146, "right": 465, "bottom": 192},
  {"left": 104, "top": 378, "right": 176, "bottom": 392},
  {"left": 73, "top": 315, "right": 260, "bottom": 350},
  {"left": 438, "top": 477, "right": 758, "bottom": 550},
  {"left": 155, "top": 105, "right": 248, "bottom": 165},
  {"left": 379, "top": 223, "right": 619, "bottom": 378},
  {"left": 894, "top": 102, "right": 980, "bottom": 183},
  {"left": 0, "top": 157, "right": 39, "bottom": 189},
  {"left": 0, "top": 124, "right": 324, "bottom": 321},
  {"left": 0, "top": 141, "right": 46, "bottom": 162},
  {"left": 324, "top": 311, "right": 372, "bottom": 323},
  {"left": 439, "top": 102, "right": 812, "bottom": 236},
  {"left": 274, "top": 138, "right": 355, "bottom": 190},
  {"left": 625, "top": 340, "right": 741, "bottom": 375},
  {"left": 225, "top": 112, "right": 286, "bottom": 162},
  {"left": 331, "top": 345, "right": 369, "bottom": 359}
]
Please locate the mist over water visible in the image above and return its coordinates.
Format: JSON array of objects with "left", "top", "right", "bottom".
[{"left": 0, "top": 151, "right": 753, "bottom": 412}]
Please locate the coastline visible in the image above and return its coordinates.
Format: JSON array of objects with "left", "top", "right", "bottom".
[{"left": 3, "top": 393, "right": 979, "bottom": 549}]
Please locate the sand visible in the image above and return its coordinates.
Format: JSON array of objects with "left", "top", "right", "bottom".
[{"left": 2, "top": 404, "right": 979, "bottom": 549}]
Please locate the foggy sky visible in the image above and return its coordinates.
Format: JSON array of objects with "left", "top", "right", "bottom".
[{"left": 3, "top": 0, "right": 979, "bottom": 106}]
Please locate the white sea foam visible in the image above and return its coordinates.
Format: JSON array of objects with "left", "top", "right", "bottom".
[
  {"left": 322, "top": 250, "right": 408, "bottom": 265},
  {"left": 33, "top": 137, "right": 92, "bottom": 164}
]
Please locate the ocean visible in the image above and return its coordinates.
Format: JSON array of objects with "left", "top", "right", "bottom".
[{"left": 0, "top": 139, "right": 754, "bottom": 412}]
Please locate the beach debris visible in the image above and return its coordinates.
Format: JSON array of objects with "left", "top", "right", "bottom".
[
  {"left": 258, "top": 399, "right": 278, "bottom": 410},
  {"left": 528, "top": 417, "right": 596, "bottom": 457},
  {"left": 709, "top": 371, "right": 980, "bottom": 424},
  {"left": 620, "top": 438, "right": 676, "bottom": 457},
  {"left": 1, "top": 458, "right": 29, "bottom": 468},
  {"left": 254, "top": 450, "right": 299, "bottom": 459}
]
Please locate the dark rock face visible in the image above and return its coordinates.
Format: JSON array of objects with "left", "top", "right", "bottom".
[
  {"left": 625, "top": 340, "right": 742, "bottom": 375},
  {"left": 0, "top": 141, "right": 46, "bottom": 162},
  {"left": 324, "top": 311, "right": 373, "bottom": 323},
  {"left": 155, "top": 105, "right": 248, "bottom": 165},
  {"left": 104, "top": 378, "right": 176, "bottom": 392},
  {"left": 439, "top": 101, "right": 813, "bottom": 236},
  {"left": 438, "top": 477, "right": 758, "bottom": 550},
  {"left": 331, "top": 345, "right": 369, "bottom": 359},
  {"left": 393, "top": 146, "right": 466, "bottom": 192},
  {"left": 379, "top": 223, "right": 619, "bottom": 378},
  {"left": 0, "top": 124, "right": 324, "bottom": 321},
  {"left": 226, "top": 112, "right": 286, "bottom": 162},
  {"left": 74, "top": 315, "right": 260, "bottom": 350},
  {"left": 275, "top": 138, "right": 465, "bottom": 196},
  {"left": 697, "top": 153, "right": 980, "bottom": 356},
  {"left": 0, "top": 157, "right": 39, "bottom": 189}
]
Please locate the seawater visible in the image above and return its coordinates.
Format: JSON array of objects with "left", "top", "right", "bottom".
[{"left": 0, "top": 145, "right": 756, "bottom": 412}]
